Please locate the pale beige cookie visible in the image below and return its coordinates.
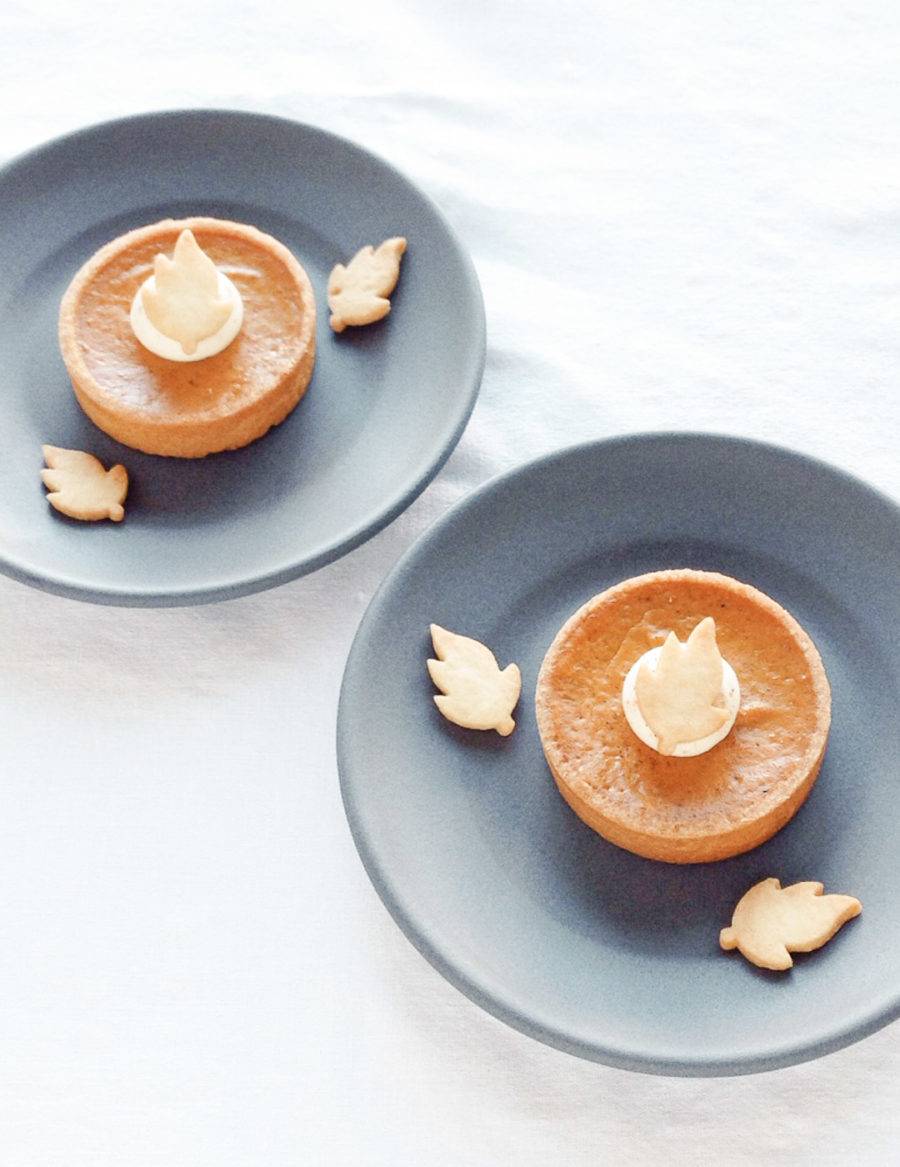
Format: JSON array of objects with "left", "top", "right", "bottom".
[
  {"left": 720, "top": 877, "right": 861, "bottom": 970},
  {"left": 327, "top": 236, "right": 406, "bottom": 332},
  {"left": 140, "top": 228, "right": 234, "bottom": 356},
  {"left": 41, "top": 444, "right": 129, "bottom": 522},
  {"left": 631, "top": 617, "right": 735, "bottom": 755},
  {"left": 427, "top": 624, "right": 521, "bottom": 736}
]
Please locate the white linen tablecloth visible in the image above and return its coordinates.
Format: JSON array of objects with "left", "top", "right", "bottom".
[{"left": 2, "top": 2, "right": 900, "bottom": 1163}]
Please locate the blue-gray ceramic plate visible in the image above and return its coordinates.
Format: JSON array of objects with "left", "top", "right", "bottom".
[
  {"left": 337, "top": 433, "right": 900, "bottom": 1076},
  {"left": 0, "top": 109, "right": 484, "bottom": 605}
]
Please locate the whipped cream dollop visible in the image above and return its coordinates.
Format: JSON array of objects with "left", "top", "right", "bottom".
[
  {"left": 130, "top": 228, "right": 243, "bottom": 362},
  {"left": 621, "top": 617, "right": 740, "bottom": 757}
]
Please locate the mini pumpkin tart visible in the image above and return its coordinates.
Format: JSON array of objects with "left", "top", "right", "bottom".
[
  {"left": 58, "top": 216, "right": 316, "bottom": 457},
  {"left": 534, "top": 569, "right": 831, "bottom": 863}
]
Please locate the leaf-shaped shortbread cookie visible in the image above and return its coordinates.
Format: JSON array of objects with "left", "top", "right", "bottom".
[
  {"left": 327, "top": 237, "right": 407, "bottom": 332},
  {"left": 41, "top": 445, "right": 129, "bottom": 522},
  {"left": 635, "top": 616, "right": 731, "bottom": 755},
  {"left": 720, "top": 878, "right": 861, "bottom": 970},
  {"left": 142, "top": 228, "right": 233, "bottom": 355},
  {"left": 427, "top": 624, "right": 521, "bottom": 736}
]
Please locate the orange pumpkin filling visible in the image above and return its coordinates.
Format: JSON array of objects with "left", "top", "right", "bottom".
[
  {"left": 535, "top": 569, "right": 831, "bottom": 863},
  {"left": 58, "top": 217, "right": 316, "bottom": 457}
]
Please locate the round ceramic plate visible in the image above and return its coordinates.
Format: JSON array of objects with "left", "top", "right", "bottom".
[
  {"left": 0, "top": 109, "right": 484, "bottom": 605},
  {"left": 338, "top": 433, "right": 900, "bottom": 1076}
]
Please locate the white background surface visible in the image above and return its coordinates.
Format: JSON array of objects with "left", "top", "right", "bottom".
[{"left": 2, "top": 2, "right": 900, "bottom": 1164}]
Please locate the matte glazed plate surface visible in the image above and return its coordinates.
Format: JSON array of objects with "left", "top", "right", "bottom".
[
  {"left": 0, "top": 109, "right": 484, "bottom": 605},
  {"left": 338, "top": 433, "right": 900, "bottom": 1076}
]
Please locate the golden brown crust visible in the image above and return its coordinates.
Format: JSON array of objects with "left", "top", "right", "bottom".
[
  {"left": 535, "top": 570, "right": 831, "bottom": 863},
  {"left": 58, "top": 217, "right": 316, "bottom": 457}
]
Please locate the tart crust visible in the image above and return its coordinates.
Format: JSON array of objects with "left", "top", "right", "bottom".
[
  {"left": 534, "top": 569, "right": 831, "bottom": 863},
  {"left": 58, "top": 217, "right": 316, "bottom": 457}
]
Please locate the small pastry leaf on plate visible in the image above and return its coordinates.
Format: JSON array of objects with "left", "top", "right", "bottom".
[
  {"left": 41, "top": 445, "right": 129, "bottom": 522},
  {"left": 427, "top": 624, "right": 521, "bottom": 736},
  {"left": 720, "top": 878, "right": 861, "bottom": 970}
]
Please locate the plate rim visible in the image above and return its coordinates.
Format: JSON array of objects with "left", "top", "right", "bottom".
[
  {"left": 337, "top": 430, "right": 900, "bottom": 1076},
  {"left": 0, "top": 107, "right": 486, "bottom": 606}
]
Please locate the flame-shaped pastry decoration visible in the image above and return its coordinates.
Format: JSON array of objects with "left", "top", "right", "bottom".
[
  {"left": 634, "top": 617, "right": 733, "bottom": 755},
  {"left": 720, "top": 878, "right": 862, "bottom": 970},
  {"left": 141, "top": 229, "right": 234, "bottom": 355},
  {"left": 427, "top": 624, "right": 521, "bottom": 736}
]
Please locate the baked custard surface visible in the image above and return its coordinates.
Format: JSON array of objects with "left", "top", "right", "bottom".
[
  {"left": 535, "top": 569, "right": 831, "bottom": 863},
  {"left": 58, "top": 216, "right": 316, "bottom": 457}
]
